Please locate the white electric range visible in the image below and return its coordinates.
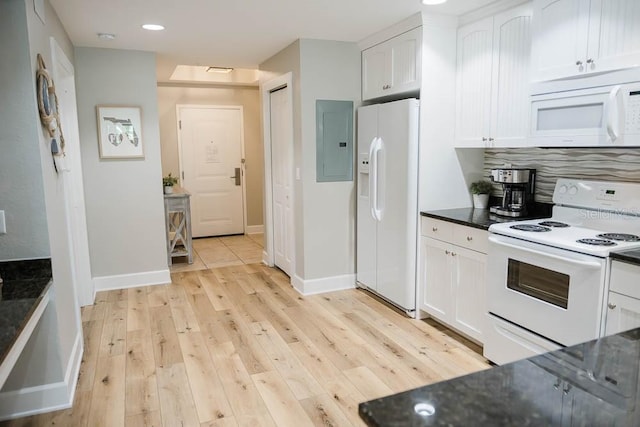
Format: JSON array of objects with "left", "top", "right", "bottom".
[{"left": 484, "top": 179, "right": 640, "bottom": 365}]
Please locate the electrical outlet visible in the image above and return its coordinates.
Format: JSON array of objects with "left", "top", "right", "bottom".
[{"left": 0, "top": 211, "right": 5, "bottom": 234}]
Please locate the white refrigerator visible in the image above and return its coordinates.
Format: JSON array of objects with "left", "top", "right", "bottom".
[{"left": 356, "top": 98, "right": 419, "bottom": 313}]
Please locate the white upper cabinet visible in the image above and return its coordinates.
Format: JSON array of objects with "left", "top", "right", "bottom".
[
  {"left": 532, "top": 0, "right": 640, "bottom": 81},
  {"left": 362, "top": 27, "right": 422, "bottom": 101},
  {"left": 455, "top": 4, "right": 532, "bottom": 148}
]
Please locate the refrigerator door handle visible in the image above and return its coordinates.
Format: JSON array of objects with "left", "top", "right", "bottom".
[
  {"left": 373, "top": 138, "right": 384, "bottom": 221},
  {"left": 369, "top": 137, "right": 383, "bottom": 221},
  {"left": 368, "top": 137, "right": 379, "bottom": 221}
]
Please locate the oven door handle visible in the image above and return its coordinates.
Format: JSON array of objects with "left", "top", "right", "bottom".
[{"left": 489, "top": 235, "right": 603, "bottom": 268}]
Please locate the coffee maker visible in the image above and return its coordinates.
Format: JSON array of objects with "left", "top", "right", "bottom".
[{"left": 490, "top": 168, "right": 536, "bottom": 217}]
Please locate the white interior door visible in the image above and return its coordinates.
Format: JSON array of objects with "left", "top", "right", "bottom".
[
  {"left": 269, "top": 87, "right": 294, "bottom": 276},
  {"left": 51, "top": 38, "right": 93, "bottom": 307},
  {"left": 179, "top": 106, "right": 244, "bottom": 237}
]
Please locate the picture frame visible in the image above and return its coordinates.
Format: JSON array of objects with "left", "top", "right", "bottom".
[{"left": 96, "top": 105, "right": 144, "bottom": 159}]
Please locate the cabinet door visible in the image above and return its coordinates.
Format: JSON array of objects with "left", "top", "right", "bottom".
[
  {"left": 455, "top": 16, "right": 493, "bottom": 147},
  {"left": 605, "top": 292, "right": 640, "bottom": 336},
  {"left": 420, "top": 237, "right": 452, "bottom": 321},
  {"left": 451, "top": 246, "right": 486, "bottom": 342},
  {"left": 362, "top": 47, "right": 387, "bottom": 101},
  {"left": 586, "top": 0, "right": 640, "bottom": 74},
  {"left": 491, "top": 4, "right": 532, "bottom": 147},
  {"left": 388, "top": 27, "right": 421, "bottom": 96},
  {"left": 531, "top": 0, "right": 590, "bottom": 81}
]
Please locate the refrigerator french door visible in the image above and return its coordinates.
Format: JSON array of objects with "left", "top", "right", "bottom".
[{"left": 356, "top": 99, "right": 420, "bottom": 313}]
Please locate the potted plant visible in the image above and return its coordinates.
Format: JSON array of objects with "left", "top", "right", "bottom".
[
  {"left": 470, "top": 180, "right": 493, "bottom": 209},
  {"left": 163, "top": 173, "right": 178, "bottom": 194}
]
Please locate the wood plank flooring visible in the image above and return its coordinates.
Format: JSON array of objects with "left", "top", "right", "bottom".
[{"left": 3, "top": 263, "right": 490, "bottom": 427}]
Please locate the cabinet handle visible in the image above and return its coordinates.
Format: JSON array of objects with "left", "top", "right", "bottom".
[
  {"left": 488, "top": 137, "right": 494, "bottom": 142},
  {"left": 563, "top": 384, "right": 572, "bottom": 395},
  {"left": 482, "top": 137, "right": 488, "bottom": 142},
  {"left": 451, "top": 252, "right": 457, "bottom": 256},
  {"left": 553, "top": 379, "right": 561, "bottom": 390},
  {"left": 432, "top": 227, "right": 438, "bottom": 232},
  {"left": 382, "top": 84, "right": 391, "bottom": 90},
  {"left": 445, "top": 250, "right": 450, "bottom": 255},
  {"left": 576, "top": 60, "right": 583, "bottom": 66},
  {"left": 586, "top": 58, "right": 594, "bottom": 64},
  {"left": 466, "top": 236, "right": 473, "bottom": 241},
  {"left": 608, "top": 303, "right": 617, "bottom": 309}
]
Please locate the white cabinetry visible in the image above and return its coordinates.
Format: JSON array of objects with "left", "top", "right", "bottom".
[
  {"left": 604, "top": 260, "right": 640, "bottom": 336},
  {"left": 419, "top": 217, "right": 487, "bottom": 343},
  {"left": 455, "top": 4, "right": 532, "bottom": 148},
  {"left": 362, "top": 27, "right": 422, "bottom": 101},
  {"left": 532, "top": 0, "right": 640, "bottom": 82}
]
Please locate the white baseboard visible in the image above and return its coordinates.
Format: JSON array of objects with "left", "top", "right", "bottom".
[
  {"left": 93, "top": 269, "right": 171, "bottom": 293},
  {"left": 0, "top": 331, "right": 83, "bottom": 421},
  {"left": 291, "top": 273, "right": 356, "bottom": 296},
  {"left": 246, "top": 225, "right": 264, "bottom": 234}
]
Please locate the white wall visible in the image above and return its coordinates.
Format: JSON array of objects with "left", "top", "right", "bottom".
[
  {"left": 418, "top": 13, "right": 484, "bottom": 211},
  {"left": 75, "top": 48, "right": 169, "bottom": 285},
  {"left": 260, "top": 39, "right": 360, "bottom": 286},
  {"left": 157, "top": 85, "right": 264, "bottom": 227}
]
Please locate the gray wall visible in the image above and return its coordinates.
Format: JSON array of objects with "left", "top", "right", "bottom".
[
  {"left": 484, "top": 147, "right": 640, "bottom": 202},
  {"left": 260, "top": 39, "right": 360, "bottom": 281},
  {"left": 0, "top": 0, "right": 49, "bottom": 260},
  {"left": 157, "top": 85, "right": 264, "bottom": 227},
  {"left": 75, "top": 48, "right": 167, "bottom": 277}
]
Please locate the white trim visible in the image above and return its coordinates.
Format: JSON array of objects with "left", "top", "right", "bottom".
[
  {"left": 93, "top": 269, "right": 171, "bottom": 292},
  {"left": 0, "top": 289, "right": 51, "bottom": 389},
  {"left": 0, "top": 330, "right": 81, "bottom": 421},
  {"left": 458, "top": 0, "right": 528, "bottom": 26},
  {"left": 291, "top": 274, "right": 356, "bottom": 296},
  {"left": 358, "top": 13, "right": 423, "bottom": 50},
  {"left": 246, "top": 225, "right": 264, "bottom": 234},
  {"left": 176, "top": 104, "right": 248, "bottom": 235},
  {"left": 260, "top": 73, "right": 296, "bottom": 275}
]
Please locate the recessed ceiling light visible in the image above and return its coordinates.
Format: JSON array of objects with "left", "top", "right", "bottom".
[
  {"left": 142, "top": 24, "right": 165, "bottom": 31},
  {"left": 97, "top": 32, "right": 116, "bottom": 40},
  {"left": 206, "top": 66, "right": 234, "bottom": 74},
  {"left": 422, "top": 0, "right": 447, "bottom": 5}
]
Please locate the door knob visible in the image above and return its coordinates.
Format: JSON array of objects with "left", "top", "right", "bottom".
[{"left": 608, "top": 303, "right": 617, "bottom": 309}]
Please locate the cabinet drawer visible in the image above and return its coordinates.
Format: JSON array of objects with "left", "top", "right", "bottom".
[
  {"left": 609, "top": 261, "right": 640, "bottom": 298},
  {"left": 421, "top": 217, "right": 453, "bottom": 240},
  {"left": 452, "top": 225, "right": 488, "bottom": 254}
]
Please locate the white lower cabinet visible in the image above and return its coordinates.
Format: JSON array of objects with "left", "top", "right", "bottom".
[
  {"left": 604, "top": 261, "right": 640, "bottom": 336},
  {"left": 419, "top": 217, "right": 487, "bottom": 343}
]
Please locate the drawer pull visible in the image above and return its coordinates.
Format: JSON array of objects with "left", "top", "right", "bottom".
[
  {"left": 608, "top": 303, "right": 617, "bottom": 310},
  {"left": 466, "top": 236, "right": 473, "bottom": 241},
  {"left": 445, "top": 250, "right": 450, "bottom": 255},
  {"left": 432, "top": 227, "right": 438, "bottom": 232},
  {"left": 451, "top": 252, "right": 456, "bottom": 257}
]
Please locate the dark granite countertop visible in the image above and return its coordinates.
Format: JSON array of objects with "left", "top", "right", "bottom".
[
  {"left": 611, "top": 248, "right": 640, "bottom": 266},
  {"left": 0, "top": 259, "right": 52, "bottom": 365},
  {"left": 421, "top": 202, "right": 553, "bottom": 231},
  {"left": 359, "top": 327, "right": 640, "bottom": 426}
]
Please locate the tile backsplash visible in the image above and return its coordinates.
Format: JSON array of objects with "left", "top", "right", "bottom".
[{"left": 484, "top": 148, "right": 640, "bottom": 202}]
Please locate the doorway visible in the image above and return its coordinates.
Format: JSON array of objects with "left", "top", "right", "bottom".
[
  {"left": 261, "top": 73, "right": 295, "bottom": 277},
  {"left": 177, "top": 105, "right": 246, "bottom": 237}
]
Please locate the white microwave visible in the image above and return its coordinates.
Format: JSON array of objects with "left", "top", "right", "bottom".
[{"left": 530, "top": 82, "right": 640, "bottom": 147}]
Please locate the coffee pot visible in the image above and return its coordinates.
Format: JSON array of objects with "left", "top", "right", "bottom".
[{"left": 490, "top": 168, "right": 536, "bottom": 217}]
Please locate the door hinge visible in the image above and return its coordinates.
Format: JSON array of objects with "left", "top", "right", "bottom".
[{"left": 179, "top": 120, "right": 182, "bottom": 130}]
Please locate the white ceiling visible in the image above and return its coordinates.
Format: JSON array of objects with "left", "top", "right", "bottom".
[{"left": 50, "top": 0, "right": 496, "bottom": 81}]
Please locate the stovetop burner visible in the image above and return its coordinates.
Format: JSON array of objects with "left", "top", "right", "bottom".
[
  {"left": 596, "top": 233, "right": 640, "bottom": 242},
  {"left": 576, "top": 238, "right": 617, "bottom": 246},
  {"left": 510, "top": 224, "right": 552, "bottom": 232},
  {"left": 538, "top": 221, "right": 570, "bottom": 228}
]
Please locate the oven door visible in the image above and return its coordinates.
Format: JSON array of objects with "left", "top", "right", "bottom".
[{"left": 488, "top": 234, "right": 606, "bottom": 346}]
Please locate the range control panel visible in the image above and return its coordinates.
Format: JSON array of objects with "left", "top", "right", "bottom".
[{"left": 553, "top": 178, "right": 640, "bottom": 212}]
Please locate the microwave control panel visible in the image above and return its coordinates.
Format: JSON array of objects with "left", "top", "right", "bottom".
[{"left": 625, "top": 90, "right": 640, "bottom": 134}]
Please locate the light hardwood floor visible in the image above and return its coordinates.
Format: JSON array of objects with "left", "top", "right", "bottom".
[
  {"left": 3, "top": 262, "right": 490, "bottom": 427},
  {"left": 170, "top": 234, "right": 264, "bottom": 273}
]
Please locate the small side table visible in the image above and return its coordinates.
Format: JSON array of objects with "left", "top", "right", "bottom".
[{"left": 164, "top": 188, "right": 193, "bottom": 266}]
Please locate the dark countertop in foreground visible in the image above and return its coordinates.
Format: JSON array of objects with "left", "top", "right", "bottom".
[
  {"left": 359, "top": 328, "right": 640, "bottom": 426},
  {"left": 421, "top": 202, "right": 553, "bottom": 230},
  {"left": 0, "top": 259, "right": 52, "bottom": 365},
  {"left": 611, "top": 248, "right": 640, "bottom": 266}
]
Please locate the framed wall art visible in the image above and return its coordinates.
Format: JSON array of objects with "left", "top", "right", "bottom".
[{"left": 96, "top": 105, "right": 144, "bottom": 159}]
